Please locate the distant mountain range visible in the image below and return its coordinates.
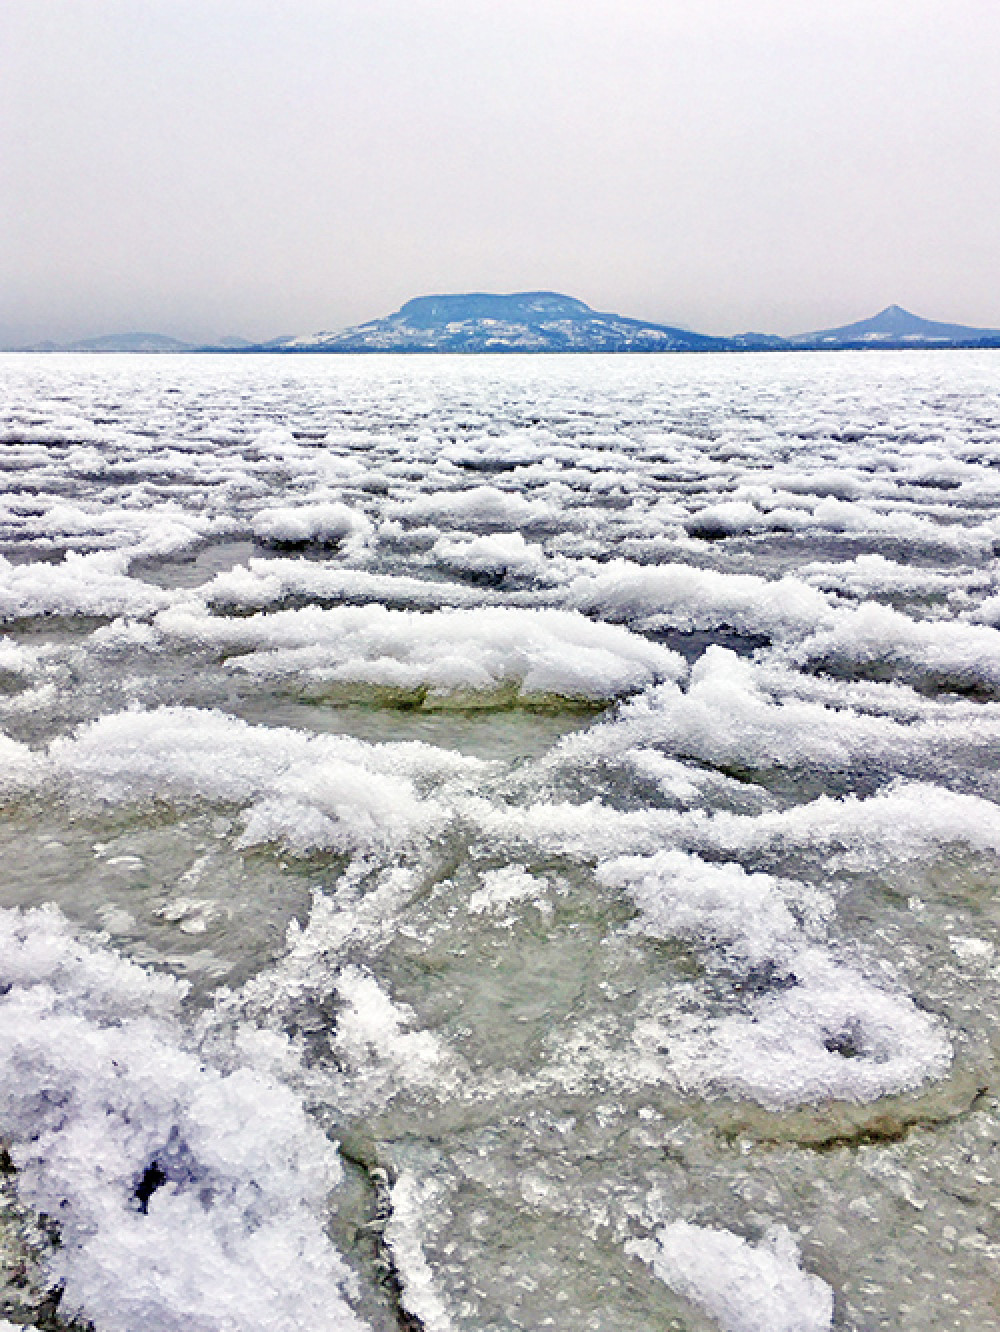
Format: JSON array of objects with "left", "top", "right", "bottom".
[
  {"left": 8, "top": 295, "right": 1000, "bottom": 354},
  {"left": 17, "top": 332, "right": 197, "bottom": 353},
  {"left": 9, "top": 331, "right": 252, "bottom": 353}
]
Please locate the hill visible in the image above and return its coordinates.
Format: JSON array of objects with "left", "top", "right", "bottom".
[
  {"left": 264, "top": 291, "right": 728, "bottom": 353},
  {"left": 790, "top": 304, "right": 1000, "bottom": 348}
]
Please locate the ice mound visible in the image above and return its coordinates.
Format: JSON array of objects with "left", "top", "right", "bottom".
[
  {"left": 0, "top": 905, "right": 368, "bottom": 1332},
  {"left": 252, "top": 501, "right": 372, "bottom": 549},
  {"left": 804, "top": 496, "right": 1000, "bottom": 555},
  {"left": 599, "top": 851, "right": 951, "bottom": 1106},
  {"left": 564, "top": 646, "right": 1000, "bottom": 778},
  {"left": 685, "top": 498, "right": 811, "bottom": 538},
  {"left": 627, "top": 1220, "right": 833, "bottom": 1332},
  {"left": 793, "top": 601, "right": 1000, "bottom": 694},
  {"left": 468, "top": 864, "right": 550, "bottom": 915},
  {"left": 697, "top": 782, "right": 1000, "bottom": 870},
  {"left": 0, "top": 730, "right": 46, "bottom": 794},
  {"left": 46, "top": 706, "right": 477, "bottom": 853},
  {"left": 0, "top": 550, "right": 173, "bottom": 622},
  {"left": 601, "top": 850, "right": 809, "bottom": 972},
  {"left": 203, "top": 558, "right": 490, "bottom": 612},
  {"left": 465, "top": 766, "right": 1000, "bottom": 878},
  {"left": 431, "top": 531, "right": 555, "bottom": 584},
  {"left": 389, "top": 484, "right": 556, "bottom": 532},
  {"left": 0, "top": 500, "right": 211, "bottom": 561},
  {"left": 567, "top": 560, "right": 834, "bottom": 640},
  {"left": 156, "top": 603, "right": 685, "bottom": 705},
  {"left": 970, "top": 591, "right": 1000, "bottom": 626},
  {"left": 800, "top": 552, "right": 979, "bottom": 600}
]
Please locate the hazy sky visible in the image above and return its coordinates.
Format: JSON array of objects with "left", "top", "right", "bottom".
[{"left": 3, "top": 0, "right": 1000, "bottom": 344}]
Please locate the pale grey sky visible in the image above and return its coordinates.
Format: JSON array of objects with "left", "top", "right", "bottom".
[{"left": 3, "top": 0, "right": 999, "bottom": 344}]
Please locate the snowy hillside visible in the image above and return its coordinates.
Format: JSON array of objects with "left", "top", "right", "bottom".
[{"left": 265, "top": 290, "right": 728, "bottom": 352}]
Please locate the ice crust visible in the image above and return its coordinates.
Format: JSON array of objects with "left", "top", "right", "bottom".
[
  {"left": 0, "top": 906, "right": 367, "bottom": 1332},
  {"left": 628, "top": 1221, "right": 833, "bottom": 1332}
]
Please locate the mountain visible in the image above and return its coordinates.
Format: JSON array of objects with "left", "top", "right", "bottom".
[
  {"left": 790, "top": 305, "right": 1000, "bottom": 349},
  {"left": 263, "top": 291, "right": 729, "bottom": 353},
  {"left": 9, "top": 332, "right": 196, "bottom": 353},
  {"left": 210, "top": 335, "right": 254, "bottom": 349},
  {"left": 730, "top": 331, "right": 791, "bottom": 349}
]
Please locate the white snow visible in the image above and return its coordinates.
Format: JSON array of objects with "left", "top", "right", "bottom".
[
  {"left": 628, "top": 1221, "right": 833, "bottom": 1332},
  {"left": 155, "top": 603, "right": 686, "bottom": 704},
  {"left": 599, "top": 849, "right": 951, "bottom": 1107},
  {"left": 567, "top": 560, "right": 835, "bottom": 639},
  {"left": 0, "top": 905, "right": 367, "bottom": 1332},
  {"left": 252, "top": 500, "right": 373, "bottom": 549},
  {"left": 43, "top": 706, "right": 479, "bottom": 853}
]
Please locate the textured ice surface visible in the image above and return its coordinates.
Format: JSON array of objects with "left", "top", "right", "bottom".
[
  {"left": 598, "top": 850, "right": 952, "bottom": 1106},
  {"left": 2, "top": 350, "right": 1000, "bottom": 1331}
]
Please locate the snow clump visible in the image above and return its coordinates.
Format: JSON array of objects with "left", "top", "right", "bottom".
[{"left": 627, "top": 1220, "right": 833, "bottom": 1332}]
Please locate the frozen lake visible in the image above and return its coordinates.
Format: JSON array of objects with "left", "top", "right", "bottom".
[{"left": 1, "top": 350, "right": 1000, "bottom": 1331}]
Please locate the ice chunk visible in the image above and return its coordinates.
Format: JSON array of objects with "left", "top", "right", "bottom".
[
  {"left": 384, "top": 1171, "right": 455, "bottom": 1332},
  {"left": 700, "top": 782, "right": 1000, "bottom": 870},
  {"left": 628, "top": 1220, "right": 833, "bottom": 1332},
  {"left": 156, "top": 603, "right": 686, "bottom": 705},
  {"left": 252, "top": 501, "right": 372, "bottom": 549},
  {"left": 468, "top": 865, "right": 550, "bottom": 914},
  {"left": 46, "top": 706, "right": 479, "bottom": 853},
  {"left": 203, "top": 558, "right": 491, "bottom": 612},
  {"left": 389, "top": 484, "right": 555, "bottom": 532},
  {"left": 792, "top": 601, "right": 1000, "bottom": 694},
  {"left": 567, "top": 559, "right": 834, "bottom": 640},
  {"left": 0, "top": 550, "right": 173, "bottom": 622},
  {"left": 432, "top": 531, "right": 555, "bottom": 583},
  {"left": 561, "top": 646, "right": 1000, "bottom": 779},
  {"left": 598, "top": 850, "right": 806, "bottom": 972}
]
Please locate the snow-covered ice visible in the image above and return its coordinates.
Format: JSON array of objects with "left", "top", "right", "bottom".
[{"left": 1, "top": 349, "right": 999, "bottom": 1332}]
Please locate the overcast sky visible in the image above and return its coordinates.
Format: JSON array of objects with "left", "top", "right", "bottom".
[{"left": 3, "top": 0, "right": 999, "bottom": 344}]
